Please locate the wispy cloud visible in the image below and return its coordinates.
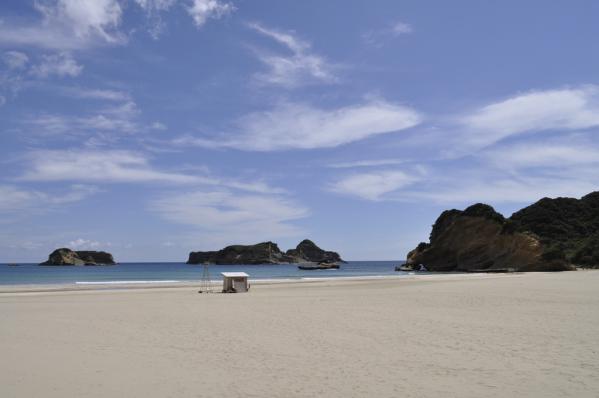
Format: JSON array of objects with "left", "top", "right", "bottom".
[
  {"left": 60, "top": 87, "right": 130, "bottom": 101},
  {"left": 3, "top": 51, "right": 29, "bottom": 70},
  {"left": 0, "top": 53, "right": 29, "bottom": 101},
  {"left": 175, "top": 99, "right": 422, "bottom": 151},
  {"left": 384, "top": 85, "right": 599, "bottom": 162},
  {"left": 329, "top": 134, "right": 599, "bottom": 205},
  {"left": 404, "top": 176, "right": 599, "bottom": 205},
  {"left": 150, "top": 189, "right": 308, "bottom": 245},
  {"left": 328, "top": 158, "right": 407, "bottom": 169},
  {"left": 187, "top": 0, "right": 235, "bottom": 28},
  {"left": 0, "top": 0, "right": 125, "bottom": 50},
  {"left": 30, "top": 52, "right": 83, "bottom": 78},
  {"left": 21, "top": 99, "right": 142, "bottom": 142},
  {"left": 482, "top": 140, "right": 599, "bottom": 170},
  {"left": 0, "top": 184, "right": 100, "bottom": 213},
  {"left": 19, "top": 150, "right": 207, "bottom": 184},
  {"left": 248, "top": 22, "right": 336, "bottom": 88},
  {"left": 133, "top": 0, "right": 178, "bottom": 38},
  {"left": 362, "top": 20, "right": 413, "bottom": 47},
  {"left": 460, "top": 86, "right": 599, "bottom": 149},
  {"left": 66, "top": 237, "right": 110, "bottom": 250},
  {"left": 17, "top": 149, "right": 285, "bottom": 194},
  {"left": 391, "top": 22, "right": 413, "bottom": 35},
  {"left": 329, "top": 170, "right": 421, "bottom": 201}
]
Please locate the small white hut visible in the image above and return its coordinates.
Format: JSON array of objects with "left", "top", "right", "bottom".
[{"left": 221, "top": 272, "right": 250, "bottom": 293}]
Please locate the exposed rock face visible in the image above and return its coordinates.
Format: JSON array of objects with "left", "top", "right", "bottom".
[
  {"left": 40, "top": 248, "right": 116, "bottom": 266},
  {"left": 285, "top": 239, "right": 343, "bottom": 264},
  {"left": 406, "top": 203, "right": 574, "bottom": 272},
  {"left": 187, "top": 240, "right": 344, "bottom": 265}
]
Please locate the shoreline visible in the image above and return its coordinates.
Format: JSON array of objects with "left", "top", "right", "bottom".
[{"left": 0, "top": 271, "right": 531, "bottom": 294}]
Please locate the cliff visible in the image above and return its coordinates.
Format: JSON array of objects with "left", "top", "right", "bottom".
[
  {"left": 405, "top": 202, "right": 575, "bottom": 272},
  {"left": 40, "top": 248, "right": 116, "bottom": 266},
  {"left": 187, "top": 240, "right": 343, "bottom": 265}
]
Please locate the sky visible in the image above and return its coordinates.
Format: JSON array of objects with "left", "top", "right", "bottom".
[{"left": 1, "top": 0, "right": 599, "bottom": 262}]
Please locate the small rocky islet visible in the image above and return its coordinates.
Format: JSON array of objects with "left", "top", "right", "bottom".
[
  {"left": 187, "top": 239, "right": 344, "bottom": 265},
  {"left": 40, "top": 248, "right": 116, "bottom": 266}
]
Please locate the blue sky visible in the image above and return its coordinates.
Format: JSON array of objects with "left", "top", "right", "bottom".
[{"left": 1, "top": 0, "right": 599, "bottom": 262}]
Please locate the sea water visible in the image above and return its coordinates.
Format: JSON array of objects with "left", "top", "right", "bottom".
[{"left": 0, "top": 261, "right": 407, "bottom": 286}]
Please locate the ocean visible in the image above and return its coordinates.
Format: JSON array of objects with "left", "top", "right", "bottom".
[{"left": 0, "top": 261, "right": 407, "bottom": 286}]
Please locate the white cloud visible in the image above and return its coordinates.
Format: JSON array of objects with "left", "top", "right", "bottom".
[
  {"left": 386, "top": 86, "right": 599, "bottom": 162},
  {"left": 30, "top": 52, "right": 83, "bottom": 78},
  {"left": 19, "top": 150, "right": 202, "bottom": 184},
  {"left": 35, "top": 0, "right": 123, "bottom": 43},
  {"left": 150, "top": 121, "right": 167, "bottom": 130},
  {"left": 24, "top": 100, "right": 141, "bottom": 139},
  {"left": 63, "top": 87, "right": 130, "bottom": 101},
  {"left": 391, "top": 22, "right": 413, "bottom": 35},
  {"left": 322, "top": 127, "right": 599, "bottom": 205},
  {"left": 461, "top": 86, "right": 599, "bottom": 148},
  {"left": 0, "top": 185, "right": 42, "bottom": 212},
  {"left": 3, "top": 51, "right": 29, "bottom": 69},
  {"left": 135, "top": 0, "right": 178, "bottom": 9},
  {"left": 249, "top": 23, "right": 336, "bottom": 88},
  {"left": 188, "top": 0, "right": 235, "bottom": 28},
  {"left": 26, "top": 112, "right": 136, "bottom": 136},
  {"left": 329, "top": 170, "right": 420, "bottom": 201},
  {"left": 176, "top": 99, "right": 421, "bottom": 151},
  {"left": 483, "top": 141, "right": 599, "bottom": 169},
  {"left": 406, "top": 176, "right": 599, "bottom": 205},
  {"left": 0, "top": 184, "right": 99, "bottom": 213},
  {"left": 18, "top": 149, "right": 284, "bottom": 194},
  {"left": 328, "top": 158, "right": 407, "bottom": 169},
  {"left": 66, "top": 238, "right": 110, "bottom": 250},
  {"left": 0, "top": 0, "right": 124, "bottom": 50},
  {"left": 134, "top": 0, "right": 178, "bottom": 38},
  {"left": 362, "top": 20, "right": 413, "bottom": 47},
  {"left": 150, "top": 189, "right": 308, "bottom": 243},
  {"left": 340, "top": 135, "right": 599, "bottom": 205}
]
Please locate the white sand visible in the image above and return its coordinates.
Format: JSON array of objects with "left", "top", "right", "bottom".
[{"left": 1, "top": 271, "right": 598, "bottom": 397}]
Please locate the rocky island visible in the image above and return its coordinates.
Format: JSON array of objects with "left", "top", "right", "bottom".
[
  {"left": 40, "top": 248, "right": 116, "bottom": 266},
  {"left": 187, "top": 239, "right": 343, "bottom": 265},
  {"left": 404, "top": 192, "right": 599, "bottom": 272}
]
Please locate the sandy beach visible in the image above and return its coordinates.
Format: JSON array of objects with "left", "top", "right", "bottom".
[{"left": 1, "top": 272, "right": 598, "bottom": 398}]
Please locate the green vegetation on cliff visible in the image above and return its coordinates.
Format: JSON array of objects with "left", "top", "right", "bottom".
[{"left": 510, "top": 192, "right": 599, "bottom": 267}]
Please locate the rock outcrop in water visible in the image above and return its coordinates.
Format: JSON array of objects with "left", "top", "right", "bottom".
[
  {"left": 405, "top": 201, "right": 577, "bottom": 272},
  {"left": 187, "top": 242, "right": 293, "bottom": 265},
  {"left": 285, "top": 239, "right": 343, "bottom": 264},
  {"left": 187, "top": 240, "right": 343, "bottom": 265},
  {"left": 40, "top": 248, "right": 116, "bottom": 266}
]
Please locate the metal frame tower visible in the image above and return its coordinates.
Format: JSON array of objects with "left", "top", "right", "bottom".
[{"left": 198, "top": 263, "right": 213, "bottom": 293}]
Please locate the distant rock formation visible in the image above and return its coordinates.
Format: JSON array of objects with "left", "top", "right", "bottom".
[
  {"left": 285, "top": 239, "right": 343, "bottom": 264},
  {"left": 405, "top": 202, "right": 575, "bottom": 272},
  {"left": 187, "top": 242, "right": 293, "bottom": 265},
  {"left": 187, "top": 240, "right": 343, "bottom": 265},
  {"left": 40, "top": 248, "right": 116, "bottom": 266}
]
